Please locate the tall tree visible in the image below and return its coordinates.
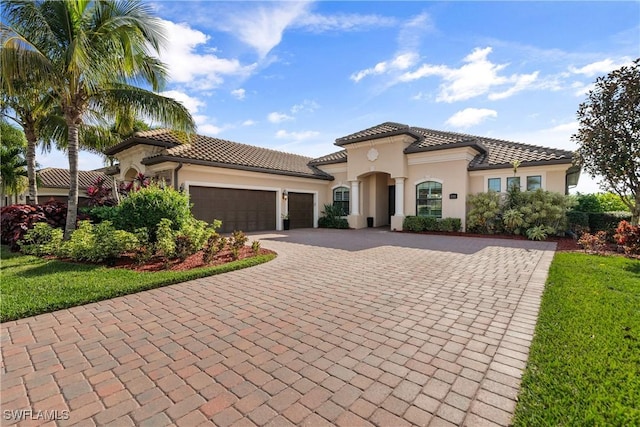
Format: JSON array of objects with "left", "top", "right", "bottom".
[
  {"left": 572, "top": 58, "right": 640, "bottom": 224},
  {"left": 1, "top": 0, "right": 195, "bottom": 238},
  {"left": 0, "top": 119, "right": 28, "bottom": 205}
]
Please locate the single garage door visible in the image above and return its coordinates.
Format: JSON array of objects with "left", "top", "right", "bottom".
[
  {"left": 190, "top": 186, "right": 276, "bottom": 233},
  {"left": 288, "top": 192, "right": 314, "bottom": 229}
]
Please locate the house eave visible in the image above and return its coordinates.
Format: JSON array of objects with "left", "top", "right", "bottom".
[
  {"left": 468, "top": 158, "right": 574, "bottom": 171},
  {"left": 141, "top": 155, "right": 335, "bottom": 181},
  {"left": 335, "top": 128, "right": 421, "bottom": 147}
]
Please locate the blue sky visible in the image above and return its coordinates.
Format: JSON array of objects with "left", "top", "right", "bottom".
[{"left": 40, "top": 1, "right": 639, "bottom": 193}]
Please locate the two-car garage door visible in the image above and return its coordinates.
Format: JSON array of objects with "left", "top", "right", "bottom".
[{"left": 189, "top": 186, "right": 314, "bottom": 233}]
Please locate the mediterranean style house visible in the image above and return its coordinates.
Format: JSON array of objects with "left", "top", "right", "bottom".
[{"left": 105, "top": 122, "right": 580, "bottom": 233}]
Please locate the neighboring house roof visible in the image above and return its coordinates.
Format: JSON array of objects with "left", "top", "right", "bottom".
[
  {"left": 329, "top": 122, "right": 575, "bottom": 170},
  {"left": 37, "top": 168, "right": 113, "bottom": 190},
  {"left": 113, "top": 130, "right": 333, "bottom": 181}
]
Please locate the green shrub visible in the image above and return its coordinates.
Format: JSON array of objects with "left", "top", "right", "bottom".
[
  {"left": 81, "top": 205, "right": 119, "bottom": 224},
  {"left": 176, "top": 217, "right": 217, "bottom": 257},
  {"left": 251, "top": 240, "right": 261, "bottom": 254},
  {"left": 438, "top": 218, "right": 462, "bottom": 232},
  {"left": 18, "top": 223, "right": 63, "bottom": 256},
  {"left": 115, "top": 184, "right": 191, "bottom": 241},
  {"left": 567, "top": 211, "right": 590, "bottom": 233},
  {"left": 467, "top": 192, "right": 503, "bottom": 234},
  {"left": 318, "top": 204, "right": 350, "bottom": 229},
  {"left": 596, "top": 193, "right": 630, "bottom": 212},
  {"left": 60, "top": 220, "right": 138, "bottom": 263},
  {"left": 403, "top": 216, "right": 424, "bottom": 232},
  {"left": 526, "top": 225, "right": 554, "bottom": 241},
  {"left": 573, "top": 193, "right": 603, "bottom": 213},
  {"left": 503, "top": 209, "right": 525, "bottom": 235},
  {"left": 155, "top": 218, "right": 176, "bottom": 260}
]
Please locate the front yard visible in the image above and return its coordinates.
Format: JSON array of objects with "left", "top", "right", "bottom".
[
  {"left": 514, "top": 252, "right": 640, "bottom": 425},
  {"left": 0, "top": 245, "right": 275, "bottom": 322}
]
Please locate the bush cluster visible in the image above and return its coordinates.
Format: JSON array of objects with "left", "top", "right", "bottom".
[
  {"left": 318, "top": 204, "right": 349, "bottom": 229},
  {"left": 403, "top": 216, "right": 462, "bottom": 233},
  {"left": 12, "top": 184, "right": 248, "bottom": 269},
  {"left": 467, "top": 188, "right": 574, "bottom": 240}
]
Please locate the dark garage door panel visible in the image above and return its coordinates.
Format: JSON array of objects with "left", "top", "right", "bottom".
[
  {"left": 190, "top": 186, "right": 276, "bottom": 233},
  {"left": 288, "top": 192, "right": 314, "bottom": 229}
]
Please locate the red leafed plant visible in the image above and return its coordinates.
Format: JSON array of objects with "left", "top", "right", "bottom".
[
  {"left": 0, "top": 201, "right": 70, "bottom": 250},
  {"left": 577, "top": 230, "right": 609, "bottom": 255},
  {"left": 614, "top": 220, "right": 640, "bottom": 257},
  {"left": 86, "top": 177, "right": 116, "bottom": 206}
]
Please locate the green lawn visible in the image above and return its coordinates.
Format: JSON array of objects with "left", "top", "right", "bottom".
[
  {"left": 514, "top": 252, "right": 640, "bottom": 426},
  {"left": 0, "top": 246, "right": 275, "bottom": 322}
]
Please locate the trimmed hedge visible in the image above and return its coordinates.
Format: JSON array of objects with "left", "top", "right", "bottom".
[
  {"left": 588, "top": 211, "right": 632, "bottom": 236},
  {"left": 403, "top": 216, "right": 462, "bottom": 233}
]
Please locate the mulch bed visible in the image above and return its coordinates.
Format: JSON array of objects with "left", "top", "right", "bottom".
[{"left": 112, "top": 247, "right": 275, "bottom": 272}]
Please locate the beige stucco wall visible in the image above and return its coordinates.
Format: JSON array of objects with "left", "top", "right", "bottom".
[{"left": 468, "top": 164, "right": 571, "bottom": 195}]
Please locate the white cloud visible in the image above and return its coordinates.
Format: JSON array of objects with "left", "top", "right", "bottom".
[
  {"left": 267, "top": 112, "right": 294, "bottom": 123},
  {"left": 218, "top": 2, "right": 310, "bottom": 58},
  {"left": 231, "top": 88, "right": 246, "bottom": 100},
  {"left": 351, "top": 52, "right": 419, "bottom": 82},
  {"left": 396, "top": 47, "right": 539, "bottom": 102},
  {"left": 569, "top": 57, "right": 632, "bottom": 77},
  {"left": 159, "top": 19, "right": 256, "bottom": 90},
  {"left": 242, "top": 119, "right": 257, "bottom": 126},
  {"left": 571, "top": 81, "right": 595, "bottom": 97},
  {"left": 275, "top": 129, "right": 320, "bottom": 141},
  {"left": 445, "top": 108, "right": 498, "bottom": 128},
  {"left": 199, "top": 124, "right": 223, "bottom": 136},
  {"left": 291, "top": 100, "right": 319, "bottom": 114},
  {"left": 294, "top": 13, "right": 396, "bottom": 32},
  {"left": 160, "top": 90, "right": 205, "bottom": 113}
]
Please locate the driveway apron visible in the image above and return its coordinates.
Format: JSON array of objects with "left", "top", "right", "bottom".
[{"left": 1, "top": 229, "right": 555, "bottom": 426}]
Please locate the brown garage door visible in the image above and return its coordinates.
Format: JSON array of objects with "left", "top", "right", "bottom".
[
  {"left": 189, "top": 186, "right": 276, "bottom": 233},
  {"left": 288, "top": 192, "right": 314, "bottom": 229}
]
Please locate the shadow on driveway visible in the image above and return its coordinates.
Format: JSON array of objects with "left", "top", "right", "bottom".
[{"left": 253, "top": 227, "right": 555, "bottom": 255}]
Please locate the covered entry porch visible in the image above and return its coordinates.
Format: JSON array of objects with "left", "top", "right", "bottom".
[{"left": 346, "top": 172, "right": 406, "bottom": 230}]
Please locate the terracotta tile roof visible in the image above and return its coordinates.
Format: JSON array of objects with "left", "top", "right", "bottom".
[
  {"left": 335, "top": 122, "right": 417, "bottom": 146},
  {"left": 309, "top": 150, "right": 347, "bottom": 165},
  {"left": 37, "top": 168, "right": 113, "bottom": 189},
  {"left": 334, "top": 123, "right": 574, "bottom": 170},
  {"left": 136, "top": 130, "right": 333, "bottom": 180}
]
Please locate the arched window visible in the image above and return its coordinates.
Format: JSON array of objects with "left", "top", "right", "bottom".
[
  {"left": 416, "top": 181, "right": 442, "bottom": 218},
  {"left": 333, "top": 186, "right": 349, "bottom": 215}
]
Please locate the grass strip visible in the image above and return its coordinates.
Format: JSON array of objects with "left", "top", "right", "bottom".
[
  {"left": 513, "top": 252, "right": 640, "bottom": 426},
  {"left": 1, "top": 246, "right": 275, "bottom": 322}
]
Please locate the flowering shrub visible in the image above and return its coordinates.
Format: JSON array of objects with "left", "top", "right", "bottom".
[
  {"left": 614, "top": 221, "right": 640, "bottom": 257},
  {"left": 86, "top": 177, "right": 116, "bottom": 206},
  {"left": 578, "top": 231, "right": 609, "bottom": 255}
]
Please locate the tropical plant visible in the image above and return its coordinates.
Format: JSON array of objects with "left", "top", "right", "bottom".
[
  {"left": 1, "top": 0, "right": 195, "bottom": 238},
  {"left": 466, "top": 191, "right": 503, "bottom": 234},
  {"left": 572, "top": 58, "right": 640, "bottom": 224},
  {"left": 0, "top": 121, "right": 27, "bottom": 204},
  {"left": 614, "top": 221, "right": 640, "bottom": 257},
  {"left": 18, "top": 221, "right": 62, "bottom": 256},
  {"left": 318, "top": 203, "right": 349, "bottom": 229}
]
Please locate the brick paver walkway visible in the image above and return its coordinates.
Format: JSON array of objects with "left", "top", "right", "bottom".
[{"left": 1, "top": 229, "right": 555, "bottom": 426}]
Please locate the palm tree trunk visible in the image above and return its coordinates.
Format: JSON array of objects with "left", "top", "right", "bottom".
[
  {"left": 64, "top": 122, "right": 80, "bottom": 239},
  {"left": 24, "top": 126, "right": 38, "bottom": 205}
]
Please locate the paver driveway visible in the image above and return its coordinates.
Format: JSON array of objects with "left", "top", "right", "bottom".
[{"left": 1, "top": 229, "right": 556, "bottom": 426}]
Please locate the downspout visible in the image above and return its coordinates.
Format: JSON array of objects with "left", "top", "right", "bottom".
[{"left": 174, "top": 162, "right": 183, "bottom": 191}]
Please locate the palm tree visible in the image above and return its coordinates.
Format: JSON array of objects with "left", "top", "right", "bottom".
[
  {"left": 0, "top": 120, "right": 28, "bottom": 205},
  {"left": 0, "top": 81, "right": 54, "bottom": 205},
  {"left": 1, "top": 0, "right": 195, "bottom": 238}
]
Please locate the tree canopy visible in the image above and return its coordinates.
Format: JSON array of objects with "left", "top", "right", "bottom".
[
  {"left": 572, "top": 58, "right": 640, "bottom": 224},
  {"left": 1, "top": 0, "right": 195, "bottom": 237}
]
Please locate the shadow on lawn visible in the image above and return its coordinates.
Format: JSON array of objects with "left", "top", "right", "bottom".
[
  {"left": 624, "top": 260, "right": 640, "bottom": 276},
  {"left": 16, "top": 258, "right": 101, "bottom": 278}
]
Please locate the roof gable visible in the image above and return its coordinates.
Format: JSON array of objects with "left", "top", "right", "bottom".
[{"left": 334, "top": 122, "right": 574, "bottom": 169}]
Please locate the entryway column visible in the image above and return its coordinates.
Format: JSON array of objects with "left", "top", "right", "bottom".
[
  {"left": 350, "top": 180, "right": 360, "bottom": 216},
  {"left": 395, "top": 177, "right": 405, "bottom": 216}
]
